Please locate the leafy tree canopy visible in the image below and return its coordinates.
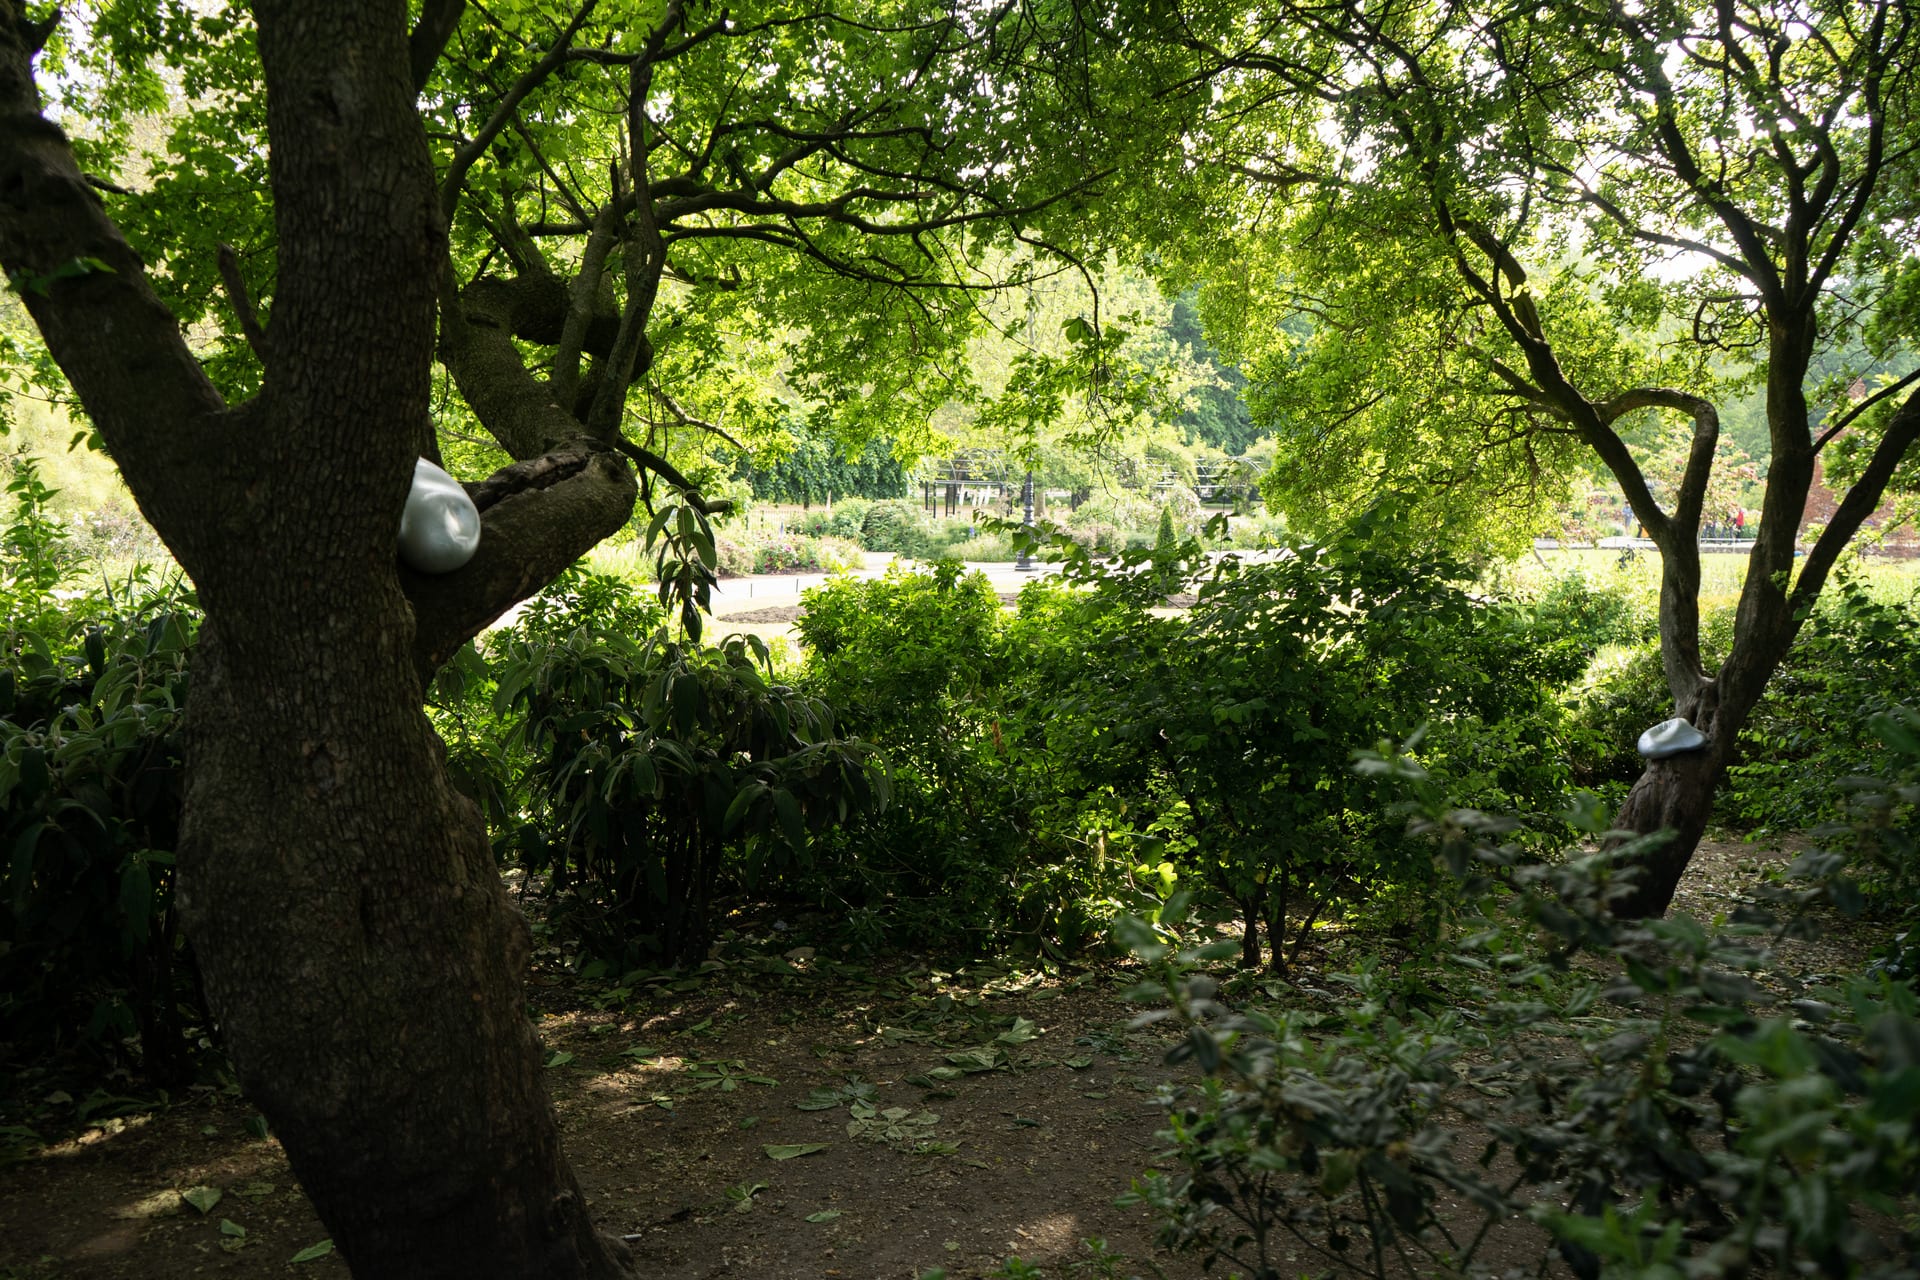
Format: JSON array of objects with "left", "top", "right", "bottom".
[
  {"left": 26, "top": 0, "right": 1144, "bottom": 523},
  {"left": 1130, "top": 0, "right": 1919, "bottom": 558}
]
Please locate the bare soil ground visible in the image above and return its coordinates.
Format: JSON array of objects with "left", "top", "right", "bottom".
[
  {"left": 1, "top": 948, "right": 1210, "bottom": 1280},
  {"left": 0, "top": 834, "right": 1896, "bottom": 1280}
]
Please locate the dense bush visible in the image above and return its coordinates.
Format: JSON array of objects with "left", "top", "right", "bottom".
[
  {"left": 1727, "top": 579, "right": 1920, "bottom": 830},
  {"left": 0, "top": 578, "right": 203, "bottom": 1084},
  {"left": 471, "top": 569, "right": 886, "bottom": 965},
  {"left": 1565, "top": 641, "right": 1672, "bottom": 793},
  {"left": 1126, "top": 742, "right": 1920, "bottom": 1280},
  {"left": 743, "top": 429, "right": 909, "bottom": 506},
  {"left": 1222, "top": 512, "right": 1290, "bottom": 550},
  {"left": 2, "top": 460, "right": 205, "bottom": 1083},
  {"left": 794, "top": 564, "right": 1046, "bottom": 950},
  {"left": 792, "top": 497, "right": 872, "bottom": 542},
  {"left": 796, "top": 529, "right": 1574, "bottom": 968},
  {"left": 749, "top": 534, "right": 862, "bottom": 574},
  {"left": 859, "top": 497, "right": 930, "bottom": 554},
  {"left": 1531, "top": 568, "right": 1656, "bottom": 659},
  {"left": 1027, "top": 526, "right": 1572, "bottom": 972},
  {"left": 1829, "top": 706, "right": 1920, "bottom": 976}
]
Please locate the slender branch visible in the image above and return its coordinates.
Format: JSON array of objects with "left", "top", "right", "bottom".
[
  {"left": 608, "top": 436, "right": 726, "bottom": 513},
  {"left": 217, "top": 242, "right": 268, "bottom": 360},
  {"left": 647, "top": 383, "right": 744, "bottom": 450},
  {"left": 1815, "top": 367, "right": 1920, "bottom": 452},
  {"left": 1793, "top": 386, "right": 1920, "bottom": 615},
  {"left": 439, "top": 0, "right": 601, "bottom": 222}
]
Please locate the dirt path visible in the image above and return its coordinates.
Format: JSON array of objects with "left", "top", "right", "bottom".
[
  {"left": 0, "top": 832, "right": 1890, "bottom": 1280},
  {"left": 0, "top": 955, "right": 1207, "bottom": 1280}
]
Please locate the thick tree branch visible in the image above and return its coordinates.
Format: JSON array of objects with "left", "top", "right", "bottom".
[
  {"left": 1792, "top": 386, "right": 1920, "bottom": 618},
  {"left": 441, "top": 275, "right": 606, "bottom": 459},
  {"left": 583, "top": 21, "right": 682, "bottom": 440},
  {"left": 405, "top": 447, "right": 636, "bottom": 678},
  {"left": 550, "top": 203, "right": 621, "bottom": 411},
  {"left": 1596, "top": 388, "right": 1722, "bottom": 538},
  {"left": 0, "top": 6, "right": 232, "bottom": 571},
  {"left": 1807, "top": 3, "right": 1901, "bottom": 294},
  {"left": 409, "top": 0, "right": 467, "bottom": 93}
]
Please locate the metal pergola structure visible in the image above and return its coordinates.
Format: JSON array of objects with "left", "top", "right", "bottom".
[{"left": 916, "top": 452, "right": 1264, "bottom": 517}]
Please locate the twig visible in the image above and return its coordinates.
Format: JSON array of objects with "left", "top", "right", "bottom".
[{"left": 216, "top": 243, "right": 268, "bottom": 360}]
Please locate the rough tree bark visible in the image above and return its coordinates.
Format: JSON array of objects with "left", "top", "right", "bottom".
[
  {"left": 1426, "top": 4, "right": 1920, "bottom": 918},
  {"left": 1611, "top": 382, "right": 1920, "bottom": 917},
  {"left": 0, "top": 4, "right": 636, "bottom": 1276}
]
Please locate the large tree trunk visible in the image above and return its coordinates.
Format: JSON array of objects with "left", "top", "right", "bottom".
[
  {"left": 178, "top": 616, "right": 633, "bottom": 1280},
  {"left": 0, "top": 5, "right": 640, "bottom": 1275}
]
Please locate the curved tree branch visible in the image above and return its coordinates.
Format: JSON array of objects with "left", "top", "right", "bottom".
[
  {"left": 405, "top": 446, "right": 636, "bottom": 678},
  {"left": 0, "top": 7, "right": 233, "bottom": 574},
  {"left": 1792, "top": 386, "right": 1920, "bottom": 618}
]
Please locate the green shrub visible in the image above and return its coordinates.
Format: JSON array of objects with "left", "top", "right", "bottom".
[
  {"left": 1531, "top": 568, "right": 1656, "bottom": 656},
  {"left": 1067, "top": 489, "right": 1155, "bottom": 539},
  {"left": 1727, "top": 580, "right": 1920, "bottom": 830},
  {"left": 1827, "top": 705, "right": 1920, "bottom": 973},
  {"left": 0, "top": 578, "right": 204, "bottom": 1084},
  {"left": 750, "top": 534, "right": 862, "bottom": 574},
  {"left": 989, "top": 519, "right": 1573, "bottom": 971},
  {"left": 2, "top": 457, "right": 79, "bottom": 635},
  {"left": 713, "top": 533, "right": 758, "bottom": 577},
  {"left": 1125, "top": 745, "right": 1920, "bottom": 1280},
  {"left": 796, "top": 564, "right": 1137, "bottom": 954},
  {"left": 490, "top": 572, "right": 885, "bottom": 965},
  {"left": 859, "top": 498, "right": 930, "bottom": 554},
  {"left": 791, "top": 525, "right": 1574, "bottom": 968},
  {"left": 1223, "top": 513, "right": 1289, "bottom": 550},
  {"left": 1567, "top": 642, "right": 1677, "bottom": 796},
  {"left": 824, "top": 497, "right": 871, "bottom": 541}
]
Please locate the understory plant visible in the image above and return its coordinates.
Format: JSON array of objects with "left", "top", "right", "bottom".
[
  {"left": 0, "top": 575, "right": 202, "bottom": 1084},
  {"left": 1726, "top": 576, "right": 1920, "bottom": 830},
  {"left": 487, "top": 568, "right": 887, "bottom": 965},
  {"left": 1124, "top": 738, "right": 1920, "bottom": 1279},
  {"left": 999, "top": 514, "right": 1574, "bottom": 973},
  {"left": 1, "top": 456, "right": 205, "bottom": 1083}
]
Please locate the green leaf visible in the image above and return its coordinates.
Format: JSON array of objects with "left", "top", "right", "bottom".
[
  {"left": 995, "top": 1017, "right": 1039, "bottom": 1045},
  {"left": 795, "top": 1087, "right": 845, "bottom": 1111},
  {"left": 805, "top": 1209, "right": 842, "bottom": 1223},
  {"left": 219, "top": 1218, "right": 246, "bottom": 1238},
  {"left": 181, "top": 1186, "right": 221, "bottom": 1215},
  {"left": 763, "top": 1142, "right": 830, "bottom": 1160},
  {"left": 290, "top": 1239, "right": 335, "bottom": 1263}
]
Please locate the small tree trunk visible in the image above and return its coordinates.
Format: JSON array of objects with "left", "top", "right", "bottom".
[
  {"left": 1262, "top": 868, "right": 1290, "bottom": 976},
  {"left": 1610, "top": 744, "right": 1727, "bottom": 919}
]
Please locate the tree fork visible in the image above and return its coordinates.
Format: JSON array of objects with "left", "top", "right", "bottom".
[{"left": 1, "top": 3, "right": 644, "bottom": 1273}]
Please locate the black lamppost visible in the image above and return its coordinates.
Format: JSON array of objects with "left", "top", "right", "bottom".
[{"left": 1015, "top": 471, "right": 1036, "bottom": 572}]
